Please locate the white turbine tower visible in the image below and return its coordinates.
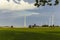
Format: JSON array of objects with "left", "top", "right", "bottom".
[
  {"left": 24, "top": 15, "right": 26, "bottom": 27},
  {"left": 51, "top": 14, "right": 55, "bottom": 25},
  {"left": 49, "top": 16, "right": 51, "bottom": 26}
]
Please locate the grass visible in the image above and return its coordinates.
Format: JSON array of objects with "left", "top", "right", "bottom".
[{"left": 0, "top": 27, "right": 60, "bottom": 40}]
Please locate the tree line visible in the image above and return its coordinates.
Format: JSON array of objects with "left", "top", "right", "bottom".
[{"left": 28, "top": 24, "right": 59, "bottom": 28}]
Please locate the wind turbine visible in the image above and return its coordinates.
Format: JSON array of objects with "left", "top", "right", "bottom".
[
  {"left": 49, "top": 14, "right": 55, "bottom": 26},
  {"left": 23, "top": 13, "right": 39, "bottom": 27},
  {"left": 40, "top": 14, "right": 54, "bottom": 26}
]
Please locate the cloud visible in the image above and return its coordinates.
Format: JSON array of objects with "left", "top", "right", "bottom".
[
  {"left": 0, "top": 0, "right": 36, "bottom": 10},
  {"left": 0, "top": 10, "right": 39, "bottom": 19}
]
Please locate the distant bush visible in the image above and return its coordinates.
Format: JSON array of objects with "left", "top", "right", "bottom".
[
  {"left": 42, "top": 25, "right": 49, "bottom": 27},
  {"left": 29, "top": 25, "right": 32, "bottom": 28},
  {"left": 55, "top": 26, "right": 59, "bottom": 27},
  {"left": 49, "top": 25, "right": 55, "bottom": 28},
  {"left": 28, "top": 24, "right": 39, "bottom": 28},
  {"left": 32, "top": 24, "right": 36, "bottom": 28},
  {"left": 11, "top": 26, "right": 13, "bottom": 28}
]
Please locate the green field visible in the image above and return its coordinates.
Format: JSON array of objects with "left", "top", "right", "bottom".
[{"left": 0, "top": 27, "right": 60, "bottom": 40}]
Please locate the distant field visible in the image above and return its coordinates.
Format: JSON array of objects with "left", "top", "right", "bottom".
[{"left": 0, "top": 27, "right": 60, "bottom": 40}]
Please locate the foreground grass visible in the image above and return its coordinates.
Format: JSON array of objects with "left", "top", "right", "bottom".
[{"left": 0, "top": 27, "right": 60, "bottom": 40}]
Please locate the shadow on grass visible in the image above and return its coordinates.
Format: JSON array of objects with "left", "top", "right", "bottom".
[{"left": 0, "top": 30, "right": 60, "bottom": 40}]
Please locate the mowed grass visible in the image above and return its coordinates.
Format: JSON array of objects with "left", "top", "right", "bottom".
[{"left": 0, "top": 27, "right": 60, "bottom": 40}]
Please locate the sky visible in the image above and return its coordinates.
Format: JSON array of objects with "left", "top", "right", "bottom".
[{"left": 0, "top": 0, "right": 60, "bottom": 27}]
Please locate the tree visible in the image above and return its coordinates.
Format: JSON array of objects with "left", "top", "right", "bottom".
[
  {"left": 34, "top": 0, "right": 59, "bottom": 7},
  {"left": 32, "top": 24, "right": 37, "bottom": 28},
  {"left": 29, "top": 25, "right": 32, "bottom": 28},
  {"left": 11, "top": 25, "right": 13, "bottom": 28}
]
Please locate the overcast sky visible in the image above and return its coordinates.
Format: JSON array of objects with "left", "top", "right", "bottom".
[{"left": 0, "top": 0, "right": 60, "bottom": 27}]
